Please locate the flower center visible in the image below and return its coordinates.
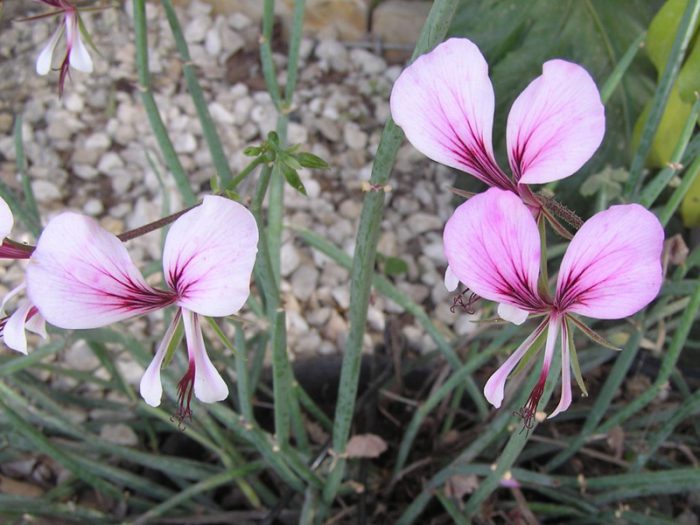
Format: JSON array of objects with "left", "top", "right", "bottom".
[
  {"left": 451, "top": 289, "right": 480, "bottom": 315},
  {"left": 515, "top": 373, "right": 547, "bottom": 431}
]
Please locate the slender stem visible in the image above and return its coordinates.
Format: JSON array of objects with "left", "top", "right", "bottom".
[
  {"left": 599, "top": 31, "right": 645, "bottom": 104},
  {"left": 159, "top": 0, "right": 233, "bottom": 187},
  {"left": 260, "top": 0, "right": 282, "bottom": 109},
  {"left": 117, "top": 203, "right": 197, "bottom": 242},
  {"left": 624, "top": 0, "right": 700, "bottom": 197},
  {"left": 14, "top": 116, "right": 40, "bottom": 233},
  {"left": 132, "top": 0, "right": 196, "bottom": 205},
  {"left": 234, "top": 323, "right": 255, "bottom": 423},
  {"left": 322, "top": 0, "right": 460, "bottom": 507},
  {"left": 229, "top": 157, "right": 266, "bottom": 191},
  {"left": 284, "top": 0, "right": 306, "bottom": 106},
  {"left": 658, "top": 151, "right": 700, "bottom": 227}
]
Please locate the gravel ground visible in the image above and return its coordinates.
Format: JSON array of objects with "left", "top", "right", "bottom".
[{"left": 0, "top": 1, "right": 475, "bottom": 392}]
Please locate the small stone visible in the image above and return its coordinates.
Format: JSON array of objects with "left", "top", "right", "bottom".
[
  {"left": 64, "top": 340, "right": 100, "bottom": 372},
  {"left": 331, "top": 286, "right": 350, "bottom": 309},
  {"left": 315, "top": 40, "right": 350, "bottom": 72},
  {"left": 85, "top": 132, "right": 111, "bottom": 151},
  {"left": 31, "top": 180, "right": 61, "bottom": 203},
  {"left": 73, "top": 164, "right": 99, "bottom": 180},
  {"left": 209, "top": 102, "right": 235, "bottom": 124},
  {"left": 99, "top": 424, "right": 138, "bottom": 447},
  {"left": 63, "top": 92, "right": 84, "bottom": 113},
  {"left": 83, "top": 198, "right": 104, "bottom": 216},
  {"left": 317, "top": 118, "right": 340, "bottom": 142},
  {"left": 185, "top": 16, "right": 210, "bottom": 43},
  {"left": 406, "top": 212, "right": 443, "bottom": 235},
  {"left": 291, "top": 265, "right": 319, "bottom": 302},
  {"left": 280, "top": 242, "right": 301, "bottom": 277},
  {"left": 288, "top": 122, "right": 308, "bottom": 144},
  {"left": 205, "top": 28, "right": 222, "bottom": 56},
  {"left": 174, "top": 133, "right": 197, "bottom": 154},
  {"left": 343, "top": 122, "right": 367, "bottom": 150},
  {"left": 97, "top": 152, "right": 125, "bottom": 174},
  {"left": 349, "top": 49, "right": 386, "bottom": 75},
  {"left": 228, "top": 12, "right": 253, "bottom": 30}
]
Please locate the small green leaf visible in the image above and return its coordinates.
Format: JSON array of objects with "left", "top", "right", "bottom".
[
  {"left": 579, "top": 167, "right": 629, "bottom": 199},
  {"left": 224, "top": 189, "right": 241, "bottom": 201},
  {"left": 243, "top": 146, "right": 262, "bottom": 157},
  {"left": 210, "top": 175, "right": 220, "bottom": 193},
  {"left": 384, "top": 256, "right": 409, "bottom": 276},
  {"left": 281, "top": 153, "right": 302, "bottom": 171},
  {"left": 267, "top": 131, "right": 279, "bottom": 146},
  {"left": 297, "top": 152, "right": 330, "bottom": 169},
  {"left": 279, "top": 162, "right": 307, "bottom": 196}
]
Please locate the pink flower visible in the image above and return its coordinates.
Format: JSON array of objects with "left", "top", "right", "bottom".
[
  {"left": 35, "top": 0, "right": 93, "bottom": 95},
  {"left": 26, "top": 196, "right": 259, "bottom": 416},
  {"left": 390, "top": 38, "right": 605, "bottom": 202},
  {"left": 0, "top": 198, "right": 46, "bottom": 354},
  {"left": 443, "top": 188, "right": 663, "bottom": 424}
]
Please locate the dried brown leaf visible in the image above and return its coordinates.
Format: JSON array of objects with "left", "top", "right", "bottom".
[
  {"left": 444, "top": 474, "right": 479, "bottom": 500},
  {"left": 345, "top": 433, "right": 388, "bottom": 459}
]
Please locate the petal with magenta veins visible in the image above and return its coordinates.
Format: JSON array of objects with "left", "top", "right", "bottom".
[
  {"left": 26, "top": 212, "right": 174, "bottom": 329},
  {"left": 507, "top": 60, "right": 605, "bottom": 184},
  {"left": 484, "top": 318, "right": 548, "bottom": 408},
  {"left": 444, "top": 188, "right": 544, "bottom": 310},
  {"left": 140, "top": 310, "right": 183, "bottom": 407},
  {"left": 182, "top": 309, "right": 228, "bottom": 403},
  {"left": 164, "top": 196, "right": 258, "bottom": 317},
  {"left": 390, "top": 38, "right": 512, "bottom": 189},
  {"left": 555, "top": 204, "right": 664, "bottom": 319}
]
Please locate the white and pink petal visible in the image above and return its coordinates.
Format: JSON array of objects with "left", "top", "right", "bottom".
[
  {"left": 443, "top": 188, "right": 545, "bottom": 311},
  {"left": 507, "top": 60, "right": 605, "bottom": 184},
  {"left": 182, "top": 309, "right": 228, "bottom": 403},
  {"left": 140, "top": 310, "right": 184, "bottom": 407},
  {"left": 555, "top": 204, "right": 664, "bottom": 319},
  {"left": 26, "top": 212, "right": 174, "bottom": 329},
  {"left": 163, "top": 196, "right": 258, "bottom": 318},
  {"left": 390, "top": 38, "right": 512, "bottom": 189}
]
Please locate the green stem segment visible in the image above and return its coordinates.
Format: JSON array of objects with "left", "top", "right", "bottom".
[
  {"left": 132, "top": 0, "right": 195, "bottom": 205},
  {"left": 160, "top": 0, "right": 234, "bottom": 187},
  {"left": 322, "top": 0, "right": 460, "bottom": 506}
]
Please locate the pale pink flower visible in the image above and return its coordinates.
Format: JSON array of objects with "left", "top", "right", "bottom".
[
  {"left": 35, "top": 0, "right": 93, "bottom": 95},
  {"left": 26, "top": 196, "right": 259, "bottom": 416},
  {"left": 0, "top": 198, "right": 46, "bottom": 354},
  {"left": 390, "top": 38, "right": 605, "bottom": 203},
  {"left": 443, "top": 188, "right": 663, "bottom": 424}
]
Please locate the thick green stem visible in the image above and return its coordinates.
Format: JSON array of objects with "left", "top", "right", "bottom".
[
  {"left": 322, "top": 0, "right": 460, "bottom": 507},
  {"left": 132, "top": 0, "right": 195, "bottom": 205}
]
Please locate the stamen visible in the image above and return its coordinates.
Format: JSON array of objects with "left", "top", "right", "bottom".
[
  {"left": 175, "top": 362, "right": 195, "bottom": 429},
  {"left": 514, "top": 373, "right": 546, "bottom": 432},
  {"left": 450, "top": 288, "right": 480, "bottom": 314}
]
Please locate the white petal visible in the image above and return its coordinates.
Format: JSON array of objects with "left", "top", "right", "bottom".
[
  {"left": 36, "top": 25, "right": 62, "bottom": 75},
  {"left": 497, "top": 303, "right": 529, "bottom": 325},
  {"left": 164, "top": 196, "right": 258, "bottom": 317},
  {"left": 3, "top": 300, "right": 33, "bottom": 354},
  {"left": 0, "top": 197, "right": 13, "bottom": 240},
  {"left": 484, "top": 319, "right": 548, "bottom": 408},
  {"left": 182, "top": 310, "right": 228, "bottom": 403},
  {"left": 444, "top": 265, "right": 459, "bottom": 292},
  {"left": 1, "top": 283, "right": 26, "bottom": 315},
  {"left": 67, "top": 15, "right": 93, "bottom": 73},
  {"left": 548, "top": 321, "right": 572, "bottom": 419},
  {"left": 25, "top": 310, "right": 47, "bottom": 340},
  {"left": 140, "top": 311, "right": 182, "bottom": 407}
]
